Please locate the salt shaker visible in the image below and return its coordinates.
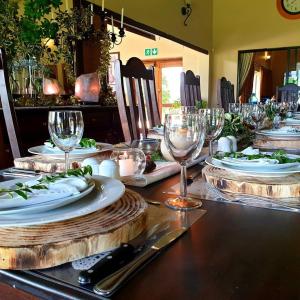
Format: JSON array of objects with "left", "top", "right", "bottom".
[
  {"left": 99, "top": 160, "right": 120, "bottom": 179},
  {"left": 81, "top": 157, "right": 100, "bottom": 175},
  {"left": 217, "top": 137, "right": 232, "bottom": 153}
]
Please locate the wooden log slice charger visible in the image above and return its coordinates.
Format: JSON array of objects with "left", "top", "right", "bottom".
[
  {"left": 203, "top": 165, "right": 300, "bottom": 200},
  {"left": 254, "top": 133, "right": 300, "bottom": 153},
  {"left": 0, "top": 189, "right": 147, "bottom": 270}
]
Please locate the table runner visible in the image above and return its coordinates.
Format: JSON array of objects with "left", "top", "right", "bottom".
[{"left": 169, "top": 174, "right": 300, "bottom": 213}]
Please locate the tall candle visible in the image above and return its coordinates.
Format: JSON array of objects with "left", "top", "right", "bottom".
[
  {"left": 121, "top": 8, "right": 124, "bottom": 28},
  {"left": 111, "top": 16, "right": 115, "bottom": 34},
  {"left": 102, "top": 0, "right": 105, "bottom": 11},
  {"left": 90, "top": 4, "right": 93, "bottom": 25}
]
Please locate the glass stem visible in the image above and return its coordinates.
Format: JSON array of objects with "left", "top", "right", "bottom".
[
  {"left": 180, "top": 162, "right": 187, "bottom": 198},
  {"left": 65, "top": 151, "right": 70, "bottom": 172},
  {"left": 209, "top": 140, "right": 214, "bottom": 156}
]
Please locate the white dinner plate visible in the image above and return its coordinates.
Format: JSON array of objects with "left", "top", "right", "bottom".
[
  {"left": 257, "top": 129, "right": 300, "bottom": 138},
  {"left": 282, "top": 118, "right": 300, "bottom": 125},
  {"left": 214, "top": 156, "right": 300, "bottom": 171},
  {"left": 0, "top": 179, "right": 95, "bottom": 215},
  {"left": 206, "top": 157, "right": 300, "bottom": 178},
  {"left": 28, "top": 143, "right": 112, "bottom": 159},
  {"left": 0, "top": 175, "right": 125, "bottom": 227}
]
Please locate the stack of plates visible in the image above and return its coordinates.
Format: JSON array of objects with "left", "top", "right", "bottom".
[
  {"left": 0, "top": 175, "right": 125, "bottom": 227},
  {"left": 207, "top": 153, "right": 300, "bottom": 178}
]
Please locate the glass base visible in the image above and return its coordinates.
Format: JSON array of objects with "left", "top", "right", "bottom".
[{"left": 165, "top": 196, "right": 202, "bottom": 211}]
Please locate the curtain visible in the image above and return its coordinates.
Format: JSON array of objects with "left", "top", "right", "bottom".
[
  {"left": 238, "top": 53, "right": 254, "bottom": 103},
  {"left": 238, "top": 53, "right": 254, "bottom": 93}
]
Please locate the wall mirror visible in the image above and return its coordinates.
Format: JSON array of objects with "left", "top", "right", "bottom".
[{"left": 237, "top": 46, "right": 300, "bottom": 103}]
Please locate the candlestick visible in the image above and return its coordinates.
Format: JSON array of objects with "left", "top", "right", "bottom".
[
  {"left": 121, "top": 8, "right": 124, "bottom": 28},
  {"left": 90, "top": 4, "right": 93, "bottom": 25},
  {"left": 111, "top": 16, "right": 114, "bottom": 34},
  {"left": 102, "top": 0, "right": 105, "bottom": 11}
]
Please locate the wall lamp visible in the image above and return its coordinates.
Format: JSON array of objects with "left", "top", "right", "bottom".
[{"left": 181, "top": 0, "right": 192, "bottom": 26}]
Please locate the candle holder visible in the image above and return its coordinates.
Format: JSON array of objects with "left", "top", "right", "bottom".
[{"left": 110, "top": 148, "right": 146, "bottom": 178}]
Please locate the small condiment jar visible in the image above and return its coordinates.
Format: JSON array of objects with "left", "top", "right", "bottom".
[
  {"left": 81, "top": 157, "right": 100, "bottom": 175},
  {"left": 217, "top": 137, "right": 232, "bottom": 153},
  {"left": 99, "top": 160, "right": 120, "bottom": 179},
  {"left": 227, "top": 136, "right": 238, "bottom": 152}
]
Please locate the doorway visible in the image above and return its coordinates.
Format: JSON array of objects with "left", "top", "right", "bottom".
[{"left": 144, "top": 58, "right": 183, "bottom": 118}]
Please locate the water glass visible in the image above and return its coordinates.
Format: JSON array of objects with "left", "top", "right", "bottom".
[
  {"left": 199, "top": 108, "right": 224, "bottom": 156},
  {"left": 164, "top": 112, "right": 206, "bottom": 210},
  {"left": 48, "top": 111, "right": 84, "bottom": 171}
]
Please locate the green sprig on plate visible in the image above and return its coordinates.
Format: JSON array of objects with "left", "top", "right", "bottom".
[{"left": 0, "top": 166, "right": 93, "bottom": 200}]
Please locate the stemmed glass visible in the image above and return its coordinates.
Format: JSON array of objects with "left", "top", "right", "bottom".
[
  {"left": 48, "top": 111, "right": 84, "bottom": 171},
  {"left": 229, "top": 103, "right": 242, "bottom": 115},
  {"left": 199, "top": 108, "right": 224, "bottom": 156},
  {"left": 250, "top": 104, "right": 266, "bottom": 130},
  {"left": 164, "top": 113, "right": 206, "bottom": 210}
]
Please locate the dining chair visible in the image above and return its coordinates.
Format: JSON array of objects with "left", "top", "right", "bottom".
[
  {"left": 180, "top": 70, "right": 201, "bottom": 107},
  {"left": 114, "top": 57, "right": 161, "bottom": 142},
  {"left": 0, "top": 48, "right": 23, "bottom": 159},
  {"left": 276, "top": 83, "right": 300, "bottom": 103},
  {"left": 217, "top": 77, "right": 235, "bottom": 112}
]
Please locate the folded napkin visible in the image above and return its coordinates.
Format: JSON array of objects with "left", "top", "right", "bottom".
[
  {"left": 241, "top": 146, "right": 260, "bottom": 155},
  {"left": 0, "top": 176, "right": 89, "bottom": 209},
  {"left": 123, "top": 153, "right": 207, "bottom": 187}
]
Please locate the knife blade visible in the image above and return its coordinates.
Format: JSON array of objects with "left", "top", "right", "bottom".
[
  {"left": 93, "top": 227, "right": 187, "bottom": 297},
  {"left": 78, "top": 222, "right": 169, "bottom": 285}
]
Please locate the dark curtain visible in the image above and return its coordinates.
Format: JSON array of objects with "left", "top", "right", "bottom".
[{"left": 260, "top": 66, "right": 273, "bottom": 99}]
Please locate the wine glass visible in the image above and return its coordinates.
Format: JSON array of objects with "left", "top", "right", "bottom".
[
  {"left": 164, "top": 112, "right": 206, "bottom": 210},
  {"left": 229, "top": 103, "right": 242, "bottom": 115},
  {"left": 48, "top": 111, "right": 84, "bottom": 171},
  {"left": 251, "top": 104, "right": 266, "bottom": 130},
  {"left": 199, "top": 108, "right": 224, "bottom": 156}
]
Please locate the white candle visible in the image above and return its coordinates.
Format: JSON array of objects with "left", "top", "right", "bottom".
[
  {"left": 111, "top": 16, "right": 115, "bottom": 34},
  {"left": 121, "top": 8, "right": 124, "bottom": 28},
  {"left": 102, "top": 0, "right": 105, "bottom": 11},
  {"left": 90, "top": 4, "right": 93, "bottom": 25},
  {"left": 119, "top": 158, "right": 135, "bottom": 177}
]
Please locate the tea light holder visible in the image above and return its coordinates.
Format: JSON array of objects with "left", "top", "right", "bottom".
[{"left": 110, "top": 148, "right": 146, "bottom": 177}]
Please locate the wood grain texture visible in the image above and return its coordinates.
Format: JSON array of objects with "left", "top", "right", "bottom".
[
  {"left": 254, "top": 134, "right": 300, "bottom": 152},
  {"left": 0, "top": 189, "right": 147, "bottom": 270},
  {"left": 203, "top": 165, "right": 300, "bottom": 199}
]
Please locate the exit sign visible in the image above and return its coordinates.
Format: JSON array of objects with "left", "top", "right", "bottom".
[{"left": 145, "top": 48, "right": 158, "bottom": 56}]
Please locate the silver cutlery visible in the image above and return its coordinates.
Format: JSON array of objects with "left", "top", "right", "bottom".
[{"left": 93, "top": 227, "right": 187, "bottom": 296}]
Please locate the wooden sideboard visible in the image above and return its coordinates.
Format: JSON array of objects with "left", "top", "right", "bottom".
[{"left": 0, "top": 105, "right": 124, "bottom": 169}]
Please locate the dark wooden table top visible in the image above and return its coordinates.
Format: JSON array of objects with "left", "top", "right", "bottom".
[{"left": 1, "top": 167, "right": 300, "bottom": 300}]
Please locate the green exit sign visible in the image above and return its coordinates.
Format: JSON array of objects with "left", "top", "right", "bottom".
[{"left": 145, "top": 48, "right": 158, "bottom": 56}]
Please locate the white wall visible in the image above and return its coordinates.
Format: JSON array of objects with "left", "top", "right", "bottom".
[{"left": 111, "top": 28, "right": 210, "bottom": 101}]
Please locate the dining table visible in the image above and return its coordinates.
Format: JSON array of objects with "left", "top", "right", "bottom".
[{"left": 0, "top": 164, "right": 299, "bottom": 300}]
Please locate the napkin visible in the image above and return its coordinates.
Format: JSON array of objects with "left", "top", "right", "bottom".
[
  {"left": 241, "top": 146, "right": 260, "bottom": 155},
  {"left": 0, "top": 176, "right": 89, "bottom": 209}
]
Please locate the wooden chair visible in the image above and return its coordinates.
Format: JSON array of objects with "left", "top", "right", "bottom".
[
  {"left": 217, "top": 77, "right": 235, "bottom": 112},
  {"left": 276, "top": 83, "right": 300, "bottom": 103},
  {"left": 0, "top": 48, "right": 23, "bottom": 159},
  {"left": 114, "top": 57, "right": 161, "bottom": 142},
  {"left": 180, "top": 70, "right": 201, "bottom": 107}
]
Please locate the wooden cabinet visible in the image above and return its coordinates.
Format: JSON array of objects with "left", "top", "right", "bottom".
[{"left": 0, "top": 105, "right": 124, "bottom": 169}]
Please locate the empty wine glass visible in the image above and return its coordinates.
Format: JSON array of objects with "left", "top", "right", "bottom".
[
  {"left": 251, "top": 104, "right": 266, "bottom": 130},
  {"left": 164, "top": 112, "right": 206, "bottom": 210},
  {"left": 229, "top": 103, "right": 242, "bottom": 115},
  {"left": 48, "top": 111, "right": 84, "bottom": 171},
  {"left": 199, "top": 108, "right": 224, "bottom": 156}
]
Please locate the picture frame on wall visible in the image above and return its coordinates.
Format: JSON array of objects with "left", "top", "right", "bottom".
[{"left": 108, "top": 52, "right": 120, "bottom": 91}]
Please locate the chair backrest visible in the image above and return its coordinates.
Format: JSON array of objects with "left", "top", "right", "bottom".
[
  {"left": 0, "top": 48, "right": 22, "bottom": 159},
  {"left": 217, "top": 77, "right": 235, "bottom": 112},
  {"left": 276, "top": 83, "right": 300, "bottom": 103},
  {"left": 114, "top": 57, "right": 161, "bottom": 142},
  {"left": 180, "top": 70, "right": 201, "bottom": 107}
]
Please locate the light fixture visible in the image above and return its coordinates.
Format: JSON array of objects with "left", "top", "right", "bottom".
[
  {"left": 100, "top": 7, "right": 126, "bottom": 49},
  {"left": 264, "top": 51, "right": 271, "bottom": 60},
  {"left": 181, "top": 0, "right": 192, "bottom": 26}
]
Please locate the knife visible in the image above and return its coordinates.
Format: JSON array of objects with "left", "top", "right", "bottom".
[
  {"left": 93, "top": 227, "right": 187, "bottom": 297},
  {"left": 78, "top": 222, "right": 169, "bottom": 285}
]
